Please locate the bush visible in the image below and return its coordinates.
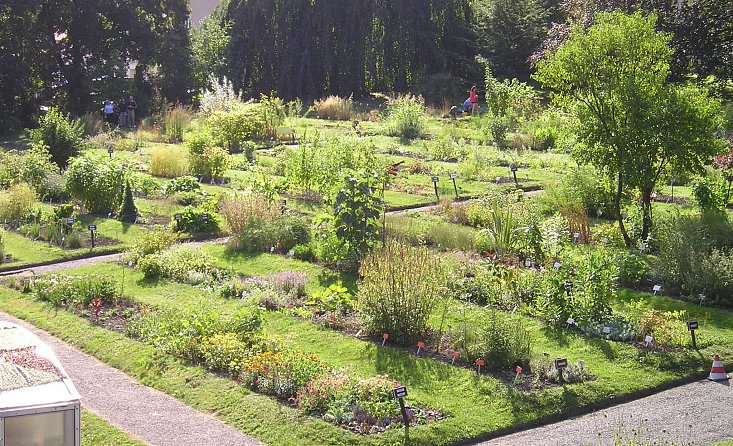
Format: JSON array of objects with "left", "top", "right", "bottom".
[
  {"left": 137, "top": 245, "right": 218, "bottom": 282},
  {"left": 0, "top": 147, "right": 62, "bottom": 199},
  {"left": 173, "top": 205, "right": 221, "bottom": 234},
  {"left": 65, "top": 154, "right": 132, "bottom": 214},
  {"left": 164, "top": 105, "right": 194, "bottom": 143},
  {"left": 149, "top": 146, "right": 189, "bottom": 178},
  {"left": 531, "top": 357, "right": 593, "bottom": 384},
  {"left": 240, "top": 350, "right": 326, "bottom": 399},
  {"left": 540, "top": 167, "right": 612, "bottom": 217},
  {"left": 32, "top": 275, "right": 118, "bottom": 308},
  {"left": 29, "top": 107, "right": 85, "bottom": 168},
  {"left": 384, "top": 95, "right": 427, "bottom": 139},
  {"left": 189, "top": 146, "right": 230, "bottom": 181},
  {"left": 459, "top": 311, "right": 532, "bottom": 371},
  {"left": 163, "top": 176, "right": 200, "bottom": 195},
  {"left": 0, "top": 183, "right": 37, "bottom": 223},
  {"left": 314, "top": 95, "right": 353, "bottom": 120},
  {"left": 127, "top": 228, "right": 177, "bottom": 263},
  {"left": 690, "top": 249, "right": 733, "bottom": 307},
  {"left": 207, "top": 103, "right": 268, "bottom": 150},
  {"left": 333, "top": 172, "right": 382, "bottom": 260},
  {"left": 200, "top": 76, "right": 241, "bottom": 115},
  {"left": 80, "top": 112, "right": 106, "bottom": 136},
  {"left": 358, "top": 241, "right": 445, "bottom": 344}
]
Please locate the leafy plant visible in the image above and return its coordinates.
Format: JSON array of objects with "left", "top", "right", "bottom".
[
  {"left": 0, "top": 183, "right": 37, "bottom": 223},
  {"left": 476, "top": 202, "right": 523, "bottom": 258},
  {"left": 307, "top": 284, "right": 355, "bottom": 315},
  {"left": 164, "top": 104, "right": 194, "bottom": 143},
  {"left": 65, "top": 154, "right": 133, "bottom": 214},
  {"left": 29, "top": 107, "right": 85, "bottom": 168},
  {"left": 32, "top": 275, "right": 118, "bottom": 308},
  {"left": 358, "top": 240, "right": 445, "bottom": 344},
  {"left": 164, "top": 176, "right": 200, "bottom": 195},
  {"left": 173, "top": 205, "right": 221, "bottom": 234},
  {"left": 126, "top": 228, "right": 177, "bottom": 263},
  {"left": 333, "top": 172, "right": 383, "bottom": 260},
  {"left": 267, "top": 270, "right": 307, "bottom": 297},
  {"left": 240, "top": 350, "right": 326, "bottom": 399},
  {"left": 458, "top": 311, "right": 533, "bottom": 371},
  {"left": 384, "top": 95, "right": 427, "bottom": 139}
]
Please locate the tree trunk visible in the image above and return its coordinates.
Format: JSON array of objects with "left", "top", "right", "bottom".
[
  {"left": 615, "top": 173, "right": 632, "bottom": 247},
  {"left": 641, "top": 188, "right": 653, "bottom": 241}
]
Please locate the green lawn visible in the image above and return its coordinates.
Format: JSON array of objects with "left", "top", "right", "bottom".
[
  {"left": 81, "top": 411, "right": 147, "bottom": 446},
  {"left": 4, "top": 245, "right": 732, "bottom": 446}
]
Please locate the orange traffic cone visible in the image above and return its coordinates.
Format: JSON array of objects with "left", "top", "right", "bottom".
[{"left": 708, "top": 354, "right": 729, "bottom": 382}]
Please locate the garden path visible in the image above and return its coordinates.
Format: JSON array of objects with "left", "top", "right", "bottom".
[
  {"left": 0, "top": 310, "right": 265, "bottom": 446},
  {"left": 474, "top": 378, "right": 733, "bottom": 446}
]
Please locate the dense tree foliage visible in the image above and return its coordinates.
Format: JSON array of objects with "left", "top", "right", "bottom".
[
  {"left": 222, "top": 0, "right": 478, "bottom": 100},
  {"left": 535, "top": 12, "right": 727, "bottom": 246}
]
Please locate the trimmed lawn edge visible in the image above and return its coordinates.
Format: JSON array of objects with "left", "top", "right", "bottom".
[{"left": 0, "top": 247, "right": 124, "bottom": 273}]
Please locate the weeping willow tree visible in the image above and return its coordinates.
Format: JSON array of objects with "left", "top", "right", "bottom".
[{"left": 222, "top": 0, "right": 477, "bottom": 99}]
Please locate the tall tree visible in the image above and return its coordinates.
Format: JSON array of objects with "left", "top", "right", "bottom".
[{"left": 535, "top": 12, "right": 726, "bottom": 245}]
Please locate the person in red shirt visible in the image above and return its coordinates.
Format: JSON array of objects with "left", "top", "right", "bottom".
[{"left": 469, "top": 86, "right": 478, "bottom": 116}]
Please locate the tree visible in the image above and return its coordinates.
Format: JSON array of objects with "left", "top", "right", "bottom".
[
  {"left": 191, "top": 13, "right": 231, "bottom": 90},
  {"left": 29, "top": 107, "right": 84, "bottom": 169},
  {"left": 333, "top": 171, "right": 383, "bottom": 261},
  {"left": 118, "top": 180, "right": 138, "bottom": 223},
  {"left": 535, "top": 12, "right": 726, "bottom": 246}
]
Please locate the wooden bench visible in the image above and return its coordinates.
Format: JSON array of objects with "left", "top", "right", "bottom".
[{"left": 275, "top": 127, "right": 297, "bottom": 143}]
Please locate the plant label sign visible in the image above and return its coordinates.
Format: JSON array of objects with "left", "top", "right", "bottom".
[
  {"left": 87, "top": 225, "right": 97, "bottom": 231},
  {"left": 687, "top": 320, "right": 699, "bottom": 331},
  {"left": 653, "top": 285, "right": 662, "bottom": 295},
  {"left": 450, "top": 173, "right": 458, "bottom": 179},
  {"left": 107, "top": 147, "right": 114, "bottom": 154},
  {"left": 392, "top": 386, "right": 408, "bottom": 399},
  {"left": 431, "top": 176, "right": 439, "bottom": 183},
  {"left": 555, "top": 358, "right": 568, "bottom": 369},
  {"left": 510, "top": 165, "right": 518, "bottom": 172},
  {"left": 174, "top": 214, "right": 182, "bottom": 221},
  {"left": 602, "top": 326, "right": 611, "bottom": 334},
  {"left": 201, "top": 214, "right": 209, "bottom": 222},
  {"left": 645, "top": 335, "right": 654, "bottom": 346},
  {"left": 566, "top": 317, "right": 575, "bottom": 326},
  {"left": 553, "top": 262, "right": 561, "bottom": 270}
]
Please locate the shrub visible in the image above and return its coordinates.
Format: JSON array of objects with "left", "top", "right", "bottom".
[
  {"left": 690, "top": 249, "right": 733, "bottom": 307},
  {"left": 0, "top": 183, "right": 37, "bottom": 223},
  {"left": 164, "top": 105, "right": 194, "bottom": 143},
  {"left": 691, "top": 177, "right": 727, "bottom": 213},
  {"left": 138, "top": 245, "right": 218, "bottom": 282},
  {"left": 384, "top": 95, "right": 427, "bottom": 139},
  {"left": 173, "top": 206, "right": 221, "bottom": 234},
  {"left": 164, "top": 176, "right": 200, "bottom": 195},
  {"left": 29, "top": 107, "right": 85, "bottom": 168},
  {"left": 314, "top": 95, "right": 353, "bottom": 120},
  {"left": 267, "top": 271, "right": 307, "bottom": 297},
  {"left": 189, "top": 146, "right": 230, "bottom": 181},
  {"left": 333, "top": 172, "right": 383, "bottom": 260},
  {"left": 127, "top": 228, "right": 177, "bottom": 263},
  {"left": 295, "top": 372, "right": 352, "bottom": 413},
  {"left": 0, "top": 147, "right": 61, "bottom": 199},
  {"left": 117, "top": 180, "right": 138, "bottom": 223},
  {"left": 240, "top": 350, "right": 326, "bottom": 399},
  {"left": 458, "top": 311, "right": 533, "bottom": 371},
  {"left": 358, "top": 241, "right": 445, "bottom": 344},
  {"left": 531, "top": 357, "right": 593, "bottom": 384},
  {"left": 32, "top": 275, "right": 118, "bottom": 308},
  {"left": 207, "top": 103, "right": 268, "bottom": 150},
  {"left": 475, "top": 202, "right": 523, "bottom": 258},
  {"left": 307, "top": 284, "right": 355, "bottom": 315},
  {"left": 80, "top": 112, "right": 106, "bottom": 136},
  {"left": 149, "top": 146, "right": 189, "bottom": 178},
  {"left": 65, "top": 154, "right": 132, "bottom": 214},
  {"left": 540, "top": 167, "right": 612, "bottom": 217},
  {"left": 200, "top": 76, "right": 241, "bottom": 115},
  {"left": 128, "top": 304, "right": 262, "bottom": 365}
]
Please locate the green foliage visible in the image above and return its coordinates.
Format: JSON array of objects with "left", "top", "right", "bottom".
[
  {"left": 691, "top": 177, "right": 727, "bottom": 213},
  {"left": 480, "top": 63, "right": 540, "bottom": 118},
  {"left": 540, "top": 167, "right": 612, "bottom": 217},
  {"left": 531, "top": 357, "right": 593, "bottom": 384},
  {"left": 164, "top": 105, "right": 194, "bottom": 143},
  {"left": 117, "top": 180, "right": 138, "bottom": 223},
  {"left": 0, "top": 147, "right": 62, "bottom": 199},
  {"left": 29, "top": 107, "right": 84, "bottom": 168},
  {"left": 241, "top": 350, "right": 326, "bottom": 399},
  {"left": 191, "top": 16, "right": 232, "bottom": 89},
  {"left": 306, "top": 284, "right": 355, "bottom": 315},
  {"left": 128, "top": 303, "right": 262, "bottom": 366},
  {"left": 65, "top": 154, "right": 132, "bottom": 214},
  {"left": 206, "top": 102, "right": 268, "bottom": 151},
  {"left": 384, "top": 95, "right": 427, "bottom": 139},
  {"left": 32, "top": 275, "right": 118, "bottom": 308},
  {"left": 459, "top": 311, "right": 533, "bottom": 371},
  {"left": 535, "top": 11, "right": 727, "bottom": 243},
  {"left": 126, "top": 228, "right": 177, "bottom": 263},
  {"left": 358, "top": 241, "right": 445, "bottom": 344},
  {"left": 333, "top": 172, "right": 382, "bottom": 260},
  {"left": 149, "top": 146, "right": 189, "bottom": 178},
  {"left": 173, "top": 205, "right": 221, "bottom": 234},
  {"left": 475, "top": 201, "right": 523, "bottom": 258},
  {"left": 0, "top": 229, "right": 5, "bottom": 264},
  {"left": 189, "top": 146, "right": 230, "bottom": 181},
  {"left": 137, "top": 245, "right": 218, "bottom": 282},
  {"left": 447, "top": 262, "right": 534, "bottom": 310},
  {"left": 0, "top": 183, "right": 37, "bottom": 223},
  {"left": 163, "top": 176, "right": 200, "bottom": 195}
]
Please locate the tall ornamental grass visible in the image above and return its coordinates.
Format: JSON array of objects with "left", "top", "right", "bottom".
[
  {"left": 358, "top": 240, "right": 445, "bottom": 344},
  {"left": 149, "top": 146, "right": 189, "bottom": 178},
  {"left": 384, "top": 95, "right": 427, "bottom": 139},
  {"left": 314, "top": 95, "right": 353, "bottom": 120}
]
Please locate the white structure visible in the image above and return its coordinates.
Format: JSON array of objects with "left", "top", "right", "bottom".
[{"left": 0, "top": 322, "right": 81, "bottom": 446}]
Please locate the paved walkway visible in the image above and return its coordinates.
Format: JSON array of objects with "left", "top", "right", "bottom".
[
  {"left": 0, "top": 311, "right": 264, "bottom": 446},
  {"left": 475, "top": 379, "right": 732, "bottom": 446}
]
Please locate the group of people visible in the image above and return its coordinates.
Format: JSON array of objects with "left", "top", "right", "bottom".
[{"left": 103, "top": 96, "right": 137, "bottom": 128}]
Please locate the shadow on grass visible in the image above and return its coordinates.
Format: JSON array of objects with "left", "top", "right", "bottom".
[
  {"left": 586, "top": 337, "right": 618, "bottom": 361},
  {"left": 540, "top": 325, "right": 573, "bottom": 348},
  {"left": 370, "top": 342, "right": 454, "bottom": 388}
]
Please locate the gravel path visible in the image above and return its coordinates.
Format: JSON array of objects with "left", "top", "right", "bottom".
[
  {"left": 474, "top": 379, "right": 732, "bottom": 446},
  {"left": 0, "top": 311, "right": 264, "bottom": 446}
]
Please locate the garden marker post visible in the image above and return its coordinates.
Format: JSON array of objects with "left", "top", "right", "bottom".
[
  {"left": 416, "top": 341, "right": 424, "bottom": 356},
  {"left": 432, "top": 176, "right": 439, "bottom": 201},
  {"left": 392, "top": 386, "right": 409, "bottom": 428},
  {"left": 555, "top": 358, "right": 568, "bottom": 385},
  {"left": 687, "top": 320, "right": 699, "bottom": 349},
  {"left": 174, "top": 213, "right": 182, "bottom": 231},
  {"left": 670, "top": 178, "right": 676, "bottom": 202},
  {"left": 107, "top": 146, "right": 113, "bottom": 158},
  {"left": 510, "top": 164, "right": 518, "bottom": 186},
  {"left": 87, "top": 224, "right": 97, "bottom": 248},
  {"left": 280, "top": 199, "right": 287, "bottom": 215},
  {"left": 382, "top": 333, "right": 389, "bottom": 347},
  {"left": 450, "top": 173, "right": 459, "bottom": 198}
]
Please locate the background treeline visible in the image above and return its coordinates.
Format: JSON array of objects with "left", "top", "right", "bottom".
[{"left": 1, "top": 0, "right": 731, "bottom": 128}]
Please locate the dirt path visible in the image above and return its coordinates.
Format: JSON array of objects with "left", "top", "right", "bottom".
[
  {"left": 473, "top": 378, "right": 732, "bottom": 446},
  {"left": 0, "top": 310, "right": 264, "bottom": 446}
]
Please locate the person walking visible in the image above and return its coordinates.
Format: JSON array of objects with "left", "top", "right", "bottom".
[
  {"left": 126, "top": 96, "right": 137, "bottom": 128},
  {"left": 469, "top": 86, "right": 479, "bottom": 116},
  {"left": 117, "top": 98, "right": 127, "bottom": 127}
]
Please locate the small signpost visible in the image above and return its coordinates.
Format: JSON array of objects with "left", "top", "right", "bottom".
[
  {"left": 602, "top": 326, "right": 611, "bottom": 335},
  {"left": 573, "top": 232, "right": 580, "bottom": 243},
  {"left": 65, "top": 217, "right": 75, "bottom": 234},
  {"left": 653, "top": 284, "right": 662, "bottom": 295},
  {"left": 645, "top": 335, "right": 654, "bottom": 347},
  {"left": 87, "top": 224, "right": 97, "bottom": 248},
  {"left": 510, "top": 164, "right": 519, "bottom": 186},
  {"left": 553, "top": 262, "right": 561, "bottom": 270},
  {"left": 450, "top": 173, "right": 459, "bottom": 198},
  {"left": 670, "top": 177, "right": 676, "bottom": 202},
  {"left": 107, "top": 146, "right": 114, "bottom": 158},
  {"left": 431, "top": 176, "right": 439, "bottom": 201},
  {"left": 450, "top": 351, "right": 459, "bottom": 364},
  {"left": 382, "top": 333, "right": 389, "bottom": 347},
  {"left": 515, "top": 366, "right": 523, "bottom": 379},
  {"left": 174, "top": 213, "right": 182, "bottom": 230},
  {"left": 392, "top": 386, "right": 410, "bottom": 428},
  {"left": 566, "top": 317, "right": 575, "bottom": 329},
  {"left": 201, "top": 213, "right": 209, "bottom": 222},
  {"left": 555, "top": 358, "right": 568, "bottom": 384},
  {"left": 416, "top": 341, "right": 424, "bottom": 356},
  {"left": 280, "top": 199, "right": 287, "bottom": 215},
  {"left": 687, "top": 320, "right": 699, "bottom": 349},
  {"left": 475, "top": 358, "right": 485, "bottom": 374}
]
